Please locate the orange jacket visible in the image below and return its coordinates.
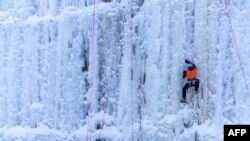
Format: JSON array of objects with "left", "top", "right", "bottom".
[{"left": 183, "top": 64, "right": 197, "bottom": 80}]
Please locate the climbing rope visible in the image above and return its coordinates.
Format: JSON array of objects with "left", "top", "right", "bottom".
[
  {"left": 130, "top": 0, "right": 134, "bottom": 141},
  {"left": 87, "top": 0, "right": 96, "bottom": 141},
  {"left": 223, "top": 0, "right": 250, "bottom": 97},
  {"left": 191, "top": 0, "right": 196, "bottom": 61}
]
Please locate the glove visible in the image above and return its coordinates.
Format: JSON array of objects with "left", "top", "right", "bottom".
[{"left": 185, "top": 59, "right": 191, "bottom": 64}]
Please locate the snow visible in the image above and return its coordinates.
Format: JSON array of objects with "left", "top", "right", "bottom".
[
  {"left": 0, "top": 0, "right": 250, "bottom": 141},
  {"left": 3, "top": 125, "right": 64, "bottom": 138}
]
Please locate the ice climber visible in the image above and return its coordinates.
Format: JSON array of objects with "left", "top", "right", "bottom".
[{"left": 181, "top": 59, "right": 200, "bottom": 102}]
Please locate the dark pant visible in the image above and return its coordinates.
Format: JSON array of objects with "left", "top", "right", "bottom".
[{"left": 182, "top": 79, "right": 200, "bottom": 99}]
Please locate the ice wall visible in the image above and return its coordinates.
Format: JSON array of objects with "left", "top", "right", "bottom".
[{"left": 0, "top": 0, "right": 250, "bottom": 141}]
